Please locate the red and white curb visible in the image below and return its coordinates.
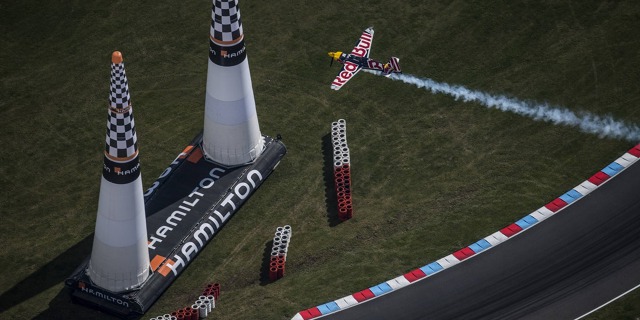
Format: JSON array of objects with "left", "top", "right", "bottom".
[{"left": 292, "top": 143, "right": 640, "bottom": 320}]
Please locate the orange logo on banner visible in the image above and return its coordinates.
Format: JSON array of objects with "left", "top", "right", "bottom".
[
  {"left": 158, "top": 259, "right": 175, "bottom": 277},
  {"left": 178, "top": 145, "right": 195, "bottom": 159},
  {"left": 114, "top": 167, "right": 121, "bottom": 173},
  {"left": 187, "top": 147, "right": 203, "bottom": 164},
  {"left": 150, "top": 255, "right": 166, "bottom": 272}
]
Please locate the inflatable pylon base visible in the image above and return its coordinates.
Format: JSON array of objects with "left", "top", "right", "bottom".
[{"left": 66, "top": 132, "right": 286, "bottom": 318}]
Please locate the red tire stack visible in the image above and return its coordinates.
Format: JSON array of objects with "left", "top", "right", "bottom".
[
  {"left": 331, "top": 119, "right": 353, "bottom": 221},
  {"left": 172, "top": 306, "right": 198, "bottom": 320},
  {"left": 202, "top": 283, "right": 220, "bottom": 301},
  {"left": 269, "top": 225, "right": 292, "bottom": 281}
]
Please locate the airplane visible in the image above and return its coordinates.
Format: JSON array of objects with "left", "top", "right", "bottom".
[{"left": 328, "top": 27, "right": 401, "bottom": 90}]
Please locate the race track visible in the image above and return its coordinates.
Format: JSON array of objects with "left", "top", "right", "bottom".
[{"left": 325, "top": 160, "right": 640, "bottom": 320}]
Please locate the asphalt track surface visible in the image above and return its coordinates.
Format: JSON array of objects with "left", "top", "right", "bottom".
[{"left": 326, "top": 161, "right": 640, "bottom": 320}]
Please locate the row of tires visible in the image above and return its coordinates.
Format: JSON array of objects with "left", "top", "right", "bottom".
[
  {"left": 331, "top": 119, "right": 353, "bottom": 221},
  {"left": 149, "top": 283, "right": 220, "bottom": 320},
  {"left": 269, "top": 225, "right": 292, "bottom": 281}
]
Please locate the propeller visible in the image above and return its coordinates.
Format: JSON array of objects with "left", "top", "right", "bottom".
[{"left": 328, "top": 51, "right": 339, "bottom": 67}]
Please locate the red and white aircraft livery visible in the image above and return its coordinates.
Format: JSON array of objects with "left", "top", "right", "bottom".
[{"left": 328, "top": 27, "right": 401, "bottom": 90}]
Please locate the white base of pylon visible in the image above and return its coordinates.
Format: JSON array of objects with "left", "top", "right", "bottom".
[
  {"left": 203, "top": 59, "right": 265, "bottom": 166},
  {"left": 88, "top": 175, "right": 150, "bottom": 292}
]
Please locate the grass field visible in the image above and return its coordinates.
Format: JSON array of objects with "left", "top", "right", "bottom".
[{"left": 2, "top": 0, "right": 640, "bottom": 319}]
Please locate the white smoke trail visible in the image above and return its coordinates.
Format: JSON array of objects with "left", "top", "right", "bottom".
[{"left": 367, "top": 70, "right": 640, "bottom": 142}]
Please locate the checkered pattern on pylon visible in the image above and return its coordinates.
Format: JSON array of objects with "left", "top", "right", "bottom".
[
  {"left": 109, "top": 63, "right": 130, "bottom": 108},
  {"left": 105, "top": 108, "right": 138, "bottom": 159},
  {"left": 105, "top": 61, "right": 138, "bottom": 160},
  {"left": 210, "top": 0, "right": 243, "bottom": 42}
]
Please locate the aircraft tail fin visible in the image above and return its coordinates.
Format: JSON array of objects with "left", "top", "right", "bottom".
[{"left": 383, "top": 57, "right": 401, "bottom": 76}]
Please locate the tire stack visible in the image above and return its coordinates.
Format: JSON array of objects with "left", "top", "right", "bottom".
[
  {"left": 331, "top": 119, "right": 353, "bottom": 221},
  {"left": 269, "top": 225, "right": 292, "bottom": 281},
  {"left": 169, "top": 306, "right": 199, "bottom": 320},
  {"left": 190, "top": 294, "right": 214, "bottom": 319},
  {"left": 202, "top": 283, "right": 220, "bottom": 302},
  {"left": 154, "top": 283, "right": 219, "bottom": 320}
]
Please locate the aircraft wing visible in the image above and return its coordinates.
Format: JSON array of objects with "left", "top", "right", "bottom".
[
  {"left": 330, "top": 27, "right": 374, "bottom": 90},
  {"left": 351, "top": 27, "right": 374, "bottom": 58},
  {"left": 331, "top": 63, "right": 362, "bottom": 90}
]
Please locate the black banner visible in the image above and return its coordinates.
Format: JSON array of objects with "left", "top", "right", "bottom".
[
  {"left": 102, "top": 155, "right": 141, "bottom": 184},
  {"left": 209, "top": 39, "right": 247, "bottom": 66}
]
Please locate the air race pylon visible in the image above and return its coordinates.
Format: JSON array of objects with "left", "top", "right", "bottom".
[
  {"left": 203, "top": 0, "right": 264, "bottom": 166},
  {"left": 87, "top": 51, "right": 150, "bottom": 292}
]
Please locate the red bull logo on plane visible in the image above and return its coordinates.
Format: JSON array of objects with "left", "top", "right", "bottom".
[{"left": 350, "top": 30, "right": 372, "bottom": 58}]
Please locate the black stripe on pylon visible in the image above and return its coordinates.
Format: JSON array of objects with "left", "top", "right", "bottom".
[{"left": 209, "top": 39, "right": 246, "bottom": 66}]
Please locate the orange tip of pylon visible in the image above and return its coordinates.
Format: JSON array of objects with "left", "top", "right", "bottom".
[{"left": 111, "top": 51, "right": 123, "bottom": 64}]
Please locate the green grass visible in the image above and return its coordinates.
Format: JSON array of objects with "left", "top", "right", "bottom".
[{"left": 2, "top": 0, "right": 640, "bottom": 319}]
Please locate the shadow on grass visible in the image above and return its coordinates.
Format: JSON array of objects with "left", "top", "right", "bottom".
[
  {"left": 32, "top": 286, "right": 124, "bottom": 320},
  {"left": 259, "top": 239, "right": 275, "bottom": 286},
  {"left": 322, "top": 133, "right": 342, "bottom": 227},
  {"left": 0, "top": 234, "right": 93, "bottom": 314}
]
